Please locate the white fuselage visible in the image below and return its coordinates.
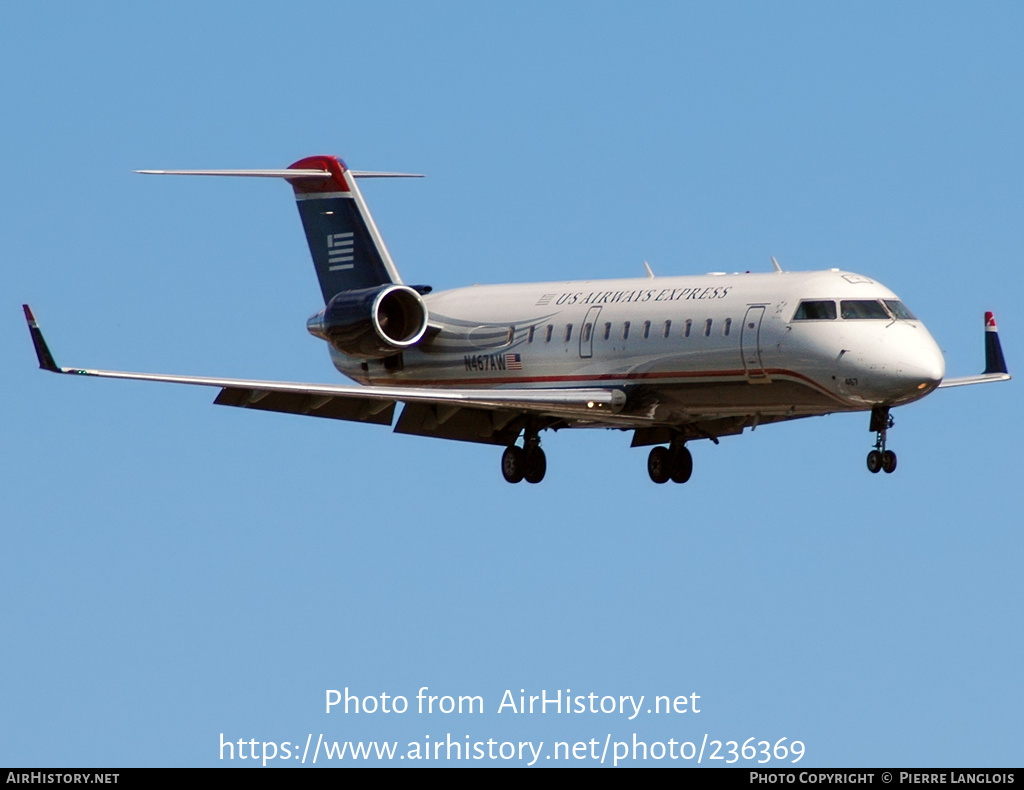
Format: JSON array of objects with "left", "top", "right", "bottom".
[{"left": 329, "top": 269, "right": 945, "bottom": 427}]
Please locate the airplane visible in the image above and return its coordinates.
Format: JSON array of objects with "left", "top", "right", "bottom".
[{"left": 23, "top": 154, "right": 1010, "bottom": 484}]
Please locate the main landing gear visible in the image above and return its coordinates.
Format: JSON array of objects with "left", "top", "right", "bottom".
[
  {"left": 647, "top": 443, "right": 693, "bottom": 484},
  {"left": 866, "top": 406, "right": 897, "bottom": 474},
  {"left": 501, "top": 434, "right": 546, "bottom": 484}
]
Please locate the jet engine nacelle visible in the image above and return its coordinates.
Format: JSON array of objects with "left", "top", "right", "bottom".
[{"left": 307, "top": 284, "right": 429, "bottom": 359}]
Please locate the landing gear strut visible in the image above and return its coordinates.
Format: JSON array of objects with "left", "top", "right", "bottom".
[
  {"left": 866, "top": 407, "right": 897, "bottom": 474},
  {"left": 647, "top": 442, "right": 693, "bottom": 484},
  {"left": 501, "top": 429, "right": 546, "bottom": 484}
]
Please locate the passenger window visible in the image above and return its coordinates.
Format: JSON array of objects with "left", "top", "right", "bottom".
[
  {"left": 663, "top": 320, "right": 671, "bottom": 338},
  {"left": 545, "top": 325, "right": 553, "bottom": 342},
  {"left": 527, "top": 325, "right": 535, "bottom": 343},
  {"left": 684, "top": 319, "right": 692, "bottom": 338},
  {"left": 841, "top": 300, "right": 889, "bottom": 320},
  {"left": 723, "top": 317, "right": 732, "bottom": 336},
  {"left": 583, "top": 323, "right": 592, "bottom": 342},
  {"left": 793, "top": 300, "right": 837, "bottom": 320},
  {"left": 565, "top": 324, "right": 573, "bottom": 342},
  {"left": 623, "top": 321, "right": 630, "bottom": 340},
  {"left": 643, "top": 320, "right": 651, "bottom": 339},
  {"left": 603, "top": 322, "right": 611, "bottom": 340},
  {"left": 703, "top": 318, "right": 713, "bottom": 337}
]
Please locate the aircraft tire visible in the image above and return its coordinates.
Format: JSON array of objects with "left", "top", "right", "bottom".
[
  {"left": 866, "top": 450, "right": 883, "bottom": 474},
  {"left": 501, "top": 445, "right": 525, "bottom": 483},
  {"left": 670, "top": 446, "right": 693, "bottom": 484},
  {"left": 882, "top": 450, "right": 897, "bottom": 474},
  {"left": 647, "top": 446, "right": 672, "bottom": 484},
  {"left": 523, "top": 447, "right": 547, "bottom": 484}
]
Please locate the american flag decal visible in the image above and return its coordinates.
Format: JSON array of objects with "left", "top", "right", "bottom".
[{"left": 505, "top": 353, "right": 523, "bottom": 370}]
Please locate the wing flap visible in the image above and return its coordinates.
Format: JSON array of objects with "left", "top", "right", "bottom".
[
  {"left": 394, "top": 403, "right": 527, "bottom": 445},
  {"left": 214, "top": 387, "right": 396, "bottom": 425}
]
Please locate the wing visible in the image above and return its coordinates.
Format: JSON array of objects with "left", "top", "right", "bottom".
[{"left": 23, "top": 305, "right": 627, "bottom": 444}]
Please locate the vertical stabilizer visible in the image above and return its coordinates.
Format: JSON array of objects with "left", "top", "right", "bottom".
[{"left": 287, "top": 156, "right": 403, "bottom": 302}]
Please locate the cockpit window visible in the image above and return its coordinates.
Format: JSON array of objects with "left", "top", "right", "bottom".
[
  {"left": 884, "top": 300, "right": 917, "bottom": 320},
  {"left": 840, "top": 300, "right": 890, "bottom": 319},
  {"left": 793, "top": 300, "right": 837, "bottom": 320}
]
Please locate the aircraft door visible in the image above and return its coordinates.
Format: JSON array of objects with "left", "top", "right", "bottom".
[
  {"left": 741, "top": 305, "right": 768, "bottom": 380},
  {"left": 579, "top": 306, "right": 601, "bottom": 358}
]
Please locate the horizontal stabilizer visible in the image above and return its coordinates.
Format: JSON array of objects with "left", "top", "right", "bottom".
[
  {"left": 136, "top": 169, "right": 423, "bottom": 179},
  {"left": 348, "top": 171, "right": 425, "bottom": 179},
  {"left": 138, "top": 157, "right": 422, "bottom": 302}
]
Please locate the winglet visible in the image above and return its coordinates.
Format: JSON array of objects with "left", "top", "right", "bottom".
[
  {"left": 22, "top": 304, "right": 60, "bottom": 372},
  {"left": 938, "top": 310, "right": 1011, "bottom": 388},
  {"left": 984, "top": 311, "right": 1008, "bottom": 375}
]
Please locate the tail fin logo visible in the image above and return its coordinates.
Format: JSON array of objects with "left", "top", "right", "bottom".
[{"left": 328, "top": 233, "right": 355, "bottom": 271}]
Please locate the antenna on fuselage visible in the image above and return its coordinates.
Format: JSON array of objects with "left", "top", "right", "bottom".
[
  {"left": 643, "top": 261, "right": 655, "bottom": 278},
  {"left": 771, "top": 256, "right": 783, "bottom": 273}
]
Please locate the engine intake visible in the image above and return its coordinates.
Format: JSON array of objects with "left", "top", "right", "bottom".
[{"left": 307, "top": 284, "right": 429, "bottom": 359}]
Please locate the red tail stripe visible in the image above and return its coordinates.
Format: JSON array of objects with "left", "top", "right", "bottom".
[{"left": 287, "top": 155, "right": 351, "bottom": 195}]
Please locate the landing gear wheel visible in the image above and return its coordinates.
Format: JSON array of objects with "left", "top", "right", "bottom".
[
  {"left": 867, "top": 406, "right": 897, "bottom": 476},
  {"left": 670, "top": 446, "right": 693, "bottom": 484},
  {"left": 523, "top": 446, "right": 547, "bottom": 484},
  {"left": 501, "top": 445, "right": 525, "bottom": 483},
  {"left": 647, "top": 446, "right": 672, "bottom": 484}
]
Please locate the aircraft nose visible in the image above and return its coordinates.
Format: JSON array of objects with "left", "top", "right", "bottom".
[
  {"left": 901, "top": 348, "right": 944, "bottom": 388},
  {"left": 841, "top": 324, "right": 946, "bottom": 405},
  {"left": 892, "top": 330, "right": 945, "bottom": 400}
]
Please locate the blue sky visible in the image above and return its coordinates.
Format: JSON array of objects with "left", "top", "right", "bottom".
[{"left": 2, "top": 1, "right": 1021, "bottom": 767}]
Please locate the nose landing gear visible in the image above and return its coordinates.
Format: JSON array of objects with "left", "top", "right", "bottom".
[{"left": 866, "top": 407, "right": 897, "bottom": 474}]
